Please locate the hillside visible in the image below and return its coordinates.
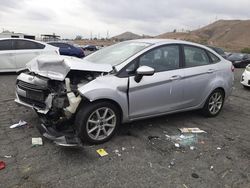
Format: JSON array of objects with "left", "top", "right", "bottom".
[
  {"left": 112, "top": 31, "right": 142, "bottom": 41},
  {"left": 157, "top": 20, "right": 250, "bottom": 51}
]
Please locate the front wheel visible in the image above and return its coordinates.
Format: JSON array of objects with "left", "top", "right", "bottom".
[
  {"left": 202, "top": 89, "right": 225, "bottom": 117},
  {"left": 75, "top": 101, "right": 121, "bottom": 144}
]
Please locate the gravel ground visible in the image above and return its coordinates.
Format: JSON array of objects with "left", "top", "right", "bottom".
[{"left": 0, "top": 69, "right": 249, "bottom": 188}]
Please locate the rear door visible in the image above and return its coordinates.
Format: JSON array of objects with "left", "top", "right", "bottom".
[
  {"left": 0, "top": 39, "right": 16, "bottom": 72},
  {"left": 182, "top": 45, "right": 219, "bottom": 108},
  {"left": 127, "top": 44, "right": 186, "bottom": 119},
  {"left": 14, "top": 39, "right": 45, "bottom": 69}
]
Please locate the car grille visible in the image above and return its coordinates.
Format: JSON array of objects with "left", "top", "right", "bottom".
[{"left": 17, "top": 80, "right": 48, "bottom": 109}]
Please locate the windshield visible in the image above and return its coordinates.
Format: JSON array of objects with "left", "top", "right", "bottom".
[{"left": 84, "top": 41, "right": 151, "bottom": 66}]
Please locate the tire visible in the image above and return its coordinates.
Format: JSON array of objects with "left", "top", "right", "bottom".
[
  {"left": 201, "top": 89, "right": 225, "bottom": 117},
  {"left": 75, "top": 101, "right": 121, "bottom": 144}
]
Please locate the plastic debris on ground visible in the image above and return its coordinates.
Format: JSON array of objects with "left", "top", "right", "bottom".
[
  {"left": 32, "top": 137, "right": 43, "bottom": 146},
  {"left": 179, "top": 128, "right": 206, "bottom": 133},
  {"left": 114, "top": 149, "right": 121, "bottom": 157},
  {"left": 217, "top": 147, "right": 222, "bottom": 150},
  {"left": 10, "top": 120, "right": 27, "bottom": 129},
  {"left": 0, "top": 161, "right": 6, "bottom": 170},
  {"left": 96, "top": 149, "right": 108, "bottom": 157},
  {"left": 4, "top": 155, "right": 12, "bottom": 158}
]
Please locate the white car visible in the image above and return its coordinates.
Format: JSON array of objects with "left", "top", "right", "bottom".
[
  {"left": 241, "top": 65, "right": 250, "bottom": 88},
  {"left": 0, "top": 38, "right": 59, "bottom": 72}
]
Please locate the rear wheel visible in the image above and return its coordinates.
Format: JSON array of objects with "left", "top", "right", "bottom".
[
  {"left": 202, "top": 89, "right": 225, "bottom": 117},
  {"left": 75, "top": 101, "right": 121, "bottom": 144}
]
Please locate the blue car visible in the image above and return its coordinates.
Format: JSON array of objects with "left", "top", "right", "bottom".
[{"left": 48, "top": 42, "right": 85, "bottom": 58}]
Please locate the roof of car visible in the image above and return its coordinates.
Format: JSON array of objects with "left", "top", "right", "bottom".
[{"left": 130, "top": 38, "right": 206, "bottom": 47}]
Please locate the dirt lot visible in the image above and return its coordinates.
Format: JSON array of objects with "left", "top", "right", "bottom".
[{"left": 0, "top": 69, "right": 249, "bottom": 188}]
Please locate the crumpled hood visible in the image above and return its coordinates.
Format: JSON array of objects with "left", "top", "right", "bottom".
[{"left": 26, "top": 55, "right": 113, "bottom": 81}]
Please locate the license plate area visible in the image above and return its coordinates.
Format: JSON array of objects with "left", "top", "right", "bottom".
[{"left": 26, "top": 90, "right": 45, "bottom": 102}]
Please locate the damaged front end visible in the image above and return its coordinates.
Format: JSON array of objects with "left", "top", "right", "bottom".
[{"left": 15, "top": 56, "right": 111, "bottom": 147}]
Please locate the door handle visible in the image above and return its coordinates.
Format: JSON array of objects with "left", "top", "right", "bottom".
[
  {"left": 170, "top": 75, "right": 182, "bottom": 81},
  {"left": 207, "top": 69, "right": 216, "bottom": 74}
]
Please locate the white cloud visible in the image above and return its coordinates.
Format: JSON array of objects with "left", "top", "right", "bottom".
[{"left": 0, "top": 0, "right": 250, "bottom": 38}]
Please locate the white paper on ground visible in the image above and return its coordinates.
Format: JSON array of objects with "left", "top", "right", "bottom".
[
  {"left": 179, "top": 128, "right": 207, "bottom": 133},
  {"left": 10, "top": 120, "right": 27, "bottom": 129}
]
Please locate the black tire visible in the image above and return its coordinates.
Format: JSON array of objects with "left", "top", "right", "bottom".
[
  {"left": 75, "top": 101, "right": 121, "bottom": 144},
  {"left": 201, "top": 89, "right": 225, "bottom": 117}
]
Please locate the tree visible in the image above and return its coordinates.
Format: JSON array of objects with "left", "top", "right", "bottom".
[{"left": 75, "top": 35, "right": 82, "bottom": 40}]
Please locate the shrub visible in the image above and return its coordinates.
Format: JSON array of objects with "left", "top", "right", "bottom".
[{"left": 240, "top": 48, "right": 250, "bottom": 54}]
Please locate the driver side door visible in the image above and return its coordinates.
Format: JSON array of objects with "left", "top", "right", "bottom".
[{"left": 128, "top": 45, "right": 186, "bottom": 119}]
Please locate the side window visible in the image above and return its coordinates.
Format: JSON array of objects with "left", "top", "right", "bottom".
[
  {"left": 15, "top": 40, "right": 45, "bottom": 50},
  {"left": 0, "top": 40, "right": 13, "bottom": 50},
  {"left": 208, "top": 51, "right": 220, "bottom": 63},
  {"left": 138, "top": 45, "right": 180, "bottom": 72},
  {"left": 184, "top": 46, "right": 210, "bottom": 67}
]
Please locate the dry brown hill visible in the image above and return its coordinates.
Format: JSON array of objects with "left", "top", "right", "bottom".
[
  {"left": 157, "top": 20, "right": 250, "bottom": 51},
  {"left": 112, "top": 31, "right": 142, "bottom": 41}
]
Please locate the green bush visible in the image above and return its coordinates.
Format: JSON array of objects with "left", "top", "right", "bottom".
[{"left": 240, "top": 48, "right": 250, "bottom": 54}]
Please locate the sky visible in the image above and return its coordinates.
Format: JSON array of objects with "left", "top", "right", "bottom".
[{"left": 0, "top": 0, "right": 250, "bottom": 39}]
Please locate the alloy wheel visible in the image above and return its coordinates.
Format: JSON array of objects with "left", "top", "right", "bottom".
[
  {"left": 208, "top": 92, "right": 223, "bottom": 115},
  {"left": 86, "top": 107, "right": 116, "bottom": 141}
]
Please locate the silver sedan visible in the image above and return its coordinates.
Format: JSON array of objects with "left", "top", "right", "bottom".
[{"left": 15, "top": 39, "right": 234, "bottom": 146}]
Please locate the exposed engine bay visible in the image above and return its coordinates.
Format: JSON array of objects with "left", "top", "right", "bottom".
[{"left": 16, "top": 70, "right": 103, "bottom": 127}]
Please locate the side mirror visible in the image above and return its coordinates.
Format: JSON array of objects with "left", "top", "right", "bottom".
[{"left": 134, "top": 66, "right": 155, "bottom": 83}]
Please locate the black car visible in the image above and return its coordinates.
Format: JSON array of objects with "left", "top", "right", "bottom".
[
  {"left": 227, "top": 53, "right": 250, "bottom": 68},
  {"left": 207, "top": 45, "right": 227, "bottom": 59},
  {"left": 48, "top": 42, "right": 85, "bottom": 58},
  {"left": 82, "top": 45, "right": 98, "bottom": 51}
]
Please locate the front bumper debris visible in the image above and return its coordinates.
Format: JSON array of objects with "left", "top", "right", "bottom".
[{"left": 37, "top": 123, "right": 82, "bottom": 147}]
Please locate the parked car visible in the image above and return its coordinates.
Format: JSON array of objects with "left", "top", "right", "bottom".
[
  {"left": 15, "top": 39, "right": 234, "bottom": 146},
  {"left": 207, "top": 45, "right": 227, "bottom": 59},
  {"left": 48, "top": 42, "right": 85, "bottom": 58},
  {"left": 0, "top": 38, "right": 59, "bottom": 72},
  {"left": 241, "top": 65, "right": 250, "bottom": 88},
  {"left": 227, "top": 53, "right": 250, "bottom": 68},
  {"left": 82, "top": 45, "right": 98, "bottom": 51}
]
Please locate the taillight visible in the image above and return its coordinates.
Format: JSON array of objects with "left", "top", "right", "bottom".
[{"left": 231, "top": 65, "right": 235, "bottom": 72}]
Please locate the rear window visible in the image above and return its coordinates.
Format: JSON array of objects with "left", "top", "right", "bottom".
[
  {"left": 0, "top": 40, "right": 13, "bottom": 50},
  {"left": 14, "top": 40, "right": 45, "bottom": 50}
]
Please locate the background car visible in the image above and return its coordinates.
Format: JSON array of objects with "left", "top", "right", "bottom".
[
  {"left": 15, "top": 39, "right": 234, "bottom": 146},
  {"left": 0, "top": 38, "right": 59, "bottom": 72},
  {"left": 82, "top": 45, "right": 98, "bottom": 52},
  {"left": 241, "top": 65, "right": 250, "bottom": 88},
  {"left": 227, "top": 53, "right": 250, "bottom": 68},
  {"left": 207, "top": 45, "right": 227, "bottom": 59},
  {"left": 48, "top": 42, "right": 85, "bottom": 58}
]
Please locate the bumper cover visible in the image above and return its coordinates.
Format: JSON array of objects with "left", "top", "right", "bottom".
[{"left": 37, "top": 123, "right": 82, "bottom": 147}]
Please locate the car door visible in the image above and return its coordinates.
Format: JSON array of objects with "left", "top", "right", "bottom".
[
  {"left": 0, "top": 39, "right": 16, "bottom": 71},
  {"left": 14, "top": 39, "right": 45, "bottom": 69},
  {"left": 128, "top": 45, "right": 186, "bottom": 119},
  {"left": 182, "top": 45, "right": 218, "bottom": 108}
]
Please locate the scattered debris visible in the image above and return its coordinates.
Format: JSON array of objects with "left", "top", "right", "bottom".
[
  {"left": 121, "top": 147, "right": 126, "bottom": 151},
  {"left": 190, "top": 146, "right": 195, "bottom": 150},
  {"left": 10, "top": 120, "right": 27, "bottom": 129},
  {"left": 4, "top": 155, "right": 12, "bottom": 158},
  {"left": 96, "top": 149, "right": 108, "bottom": 157},
  {"left": 217, "top": 147, "right": 222, "bottom": 150},
  {"left": 32, "top": 137, "right": 43, "bottom": 146},
  {"left": 132, "top": 146, "right": 135, "bottom": 149},
  {"left": 0, "top": 161, "right": 6, "bottom": 170},
  {"left": 148, "top": 162, "right": 153, "bottom": 168},
  {"left": 114, "top": 149, "right": 121, "bottom": 157},
  {"left": 210, "top": 166, "right": 214, "bottom": 170},
  {"left": 221, "top": 170, "right": 229, "bottom": 179},
  {"left": 183, "top": 184, "right": 188, "bottom": 188},
  {"left": 148, "top": 136, "right": 160, "bottom": 140},
  {"left": 179, "top": 128, "right": 206, "bottom": 134},
  {"left": 191, "top": 173, "right": 199, "bottom": 178},
  {"left": 174, "top": 143, "right": 180, "bottom": 148}
]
